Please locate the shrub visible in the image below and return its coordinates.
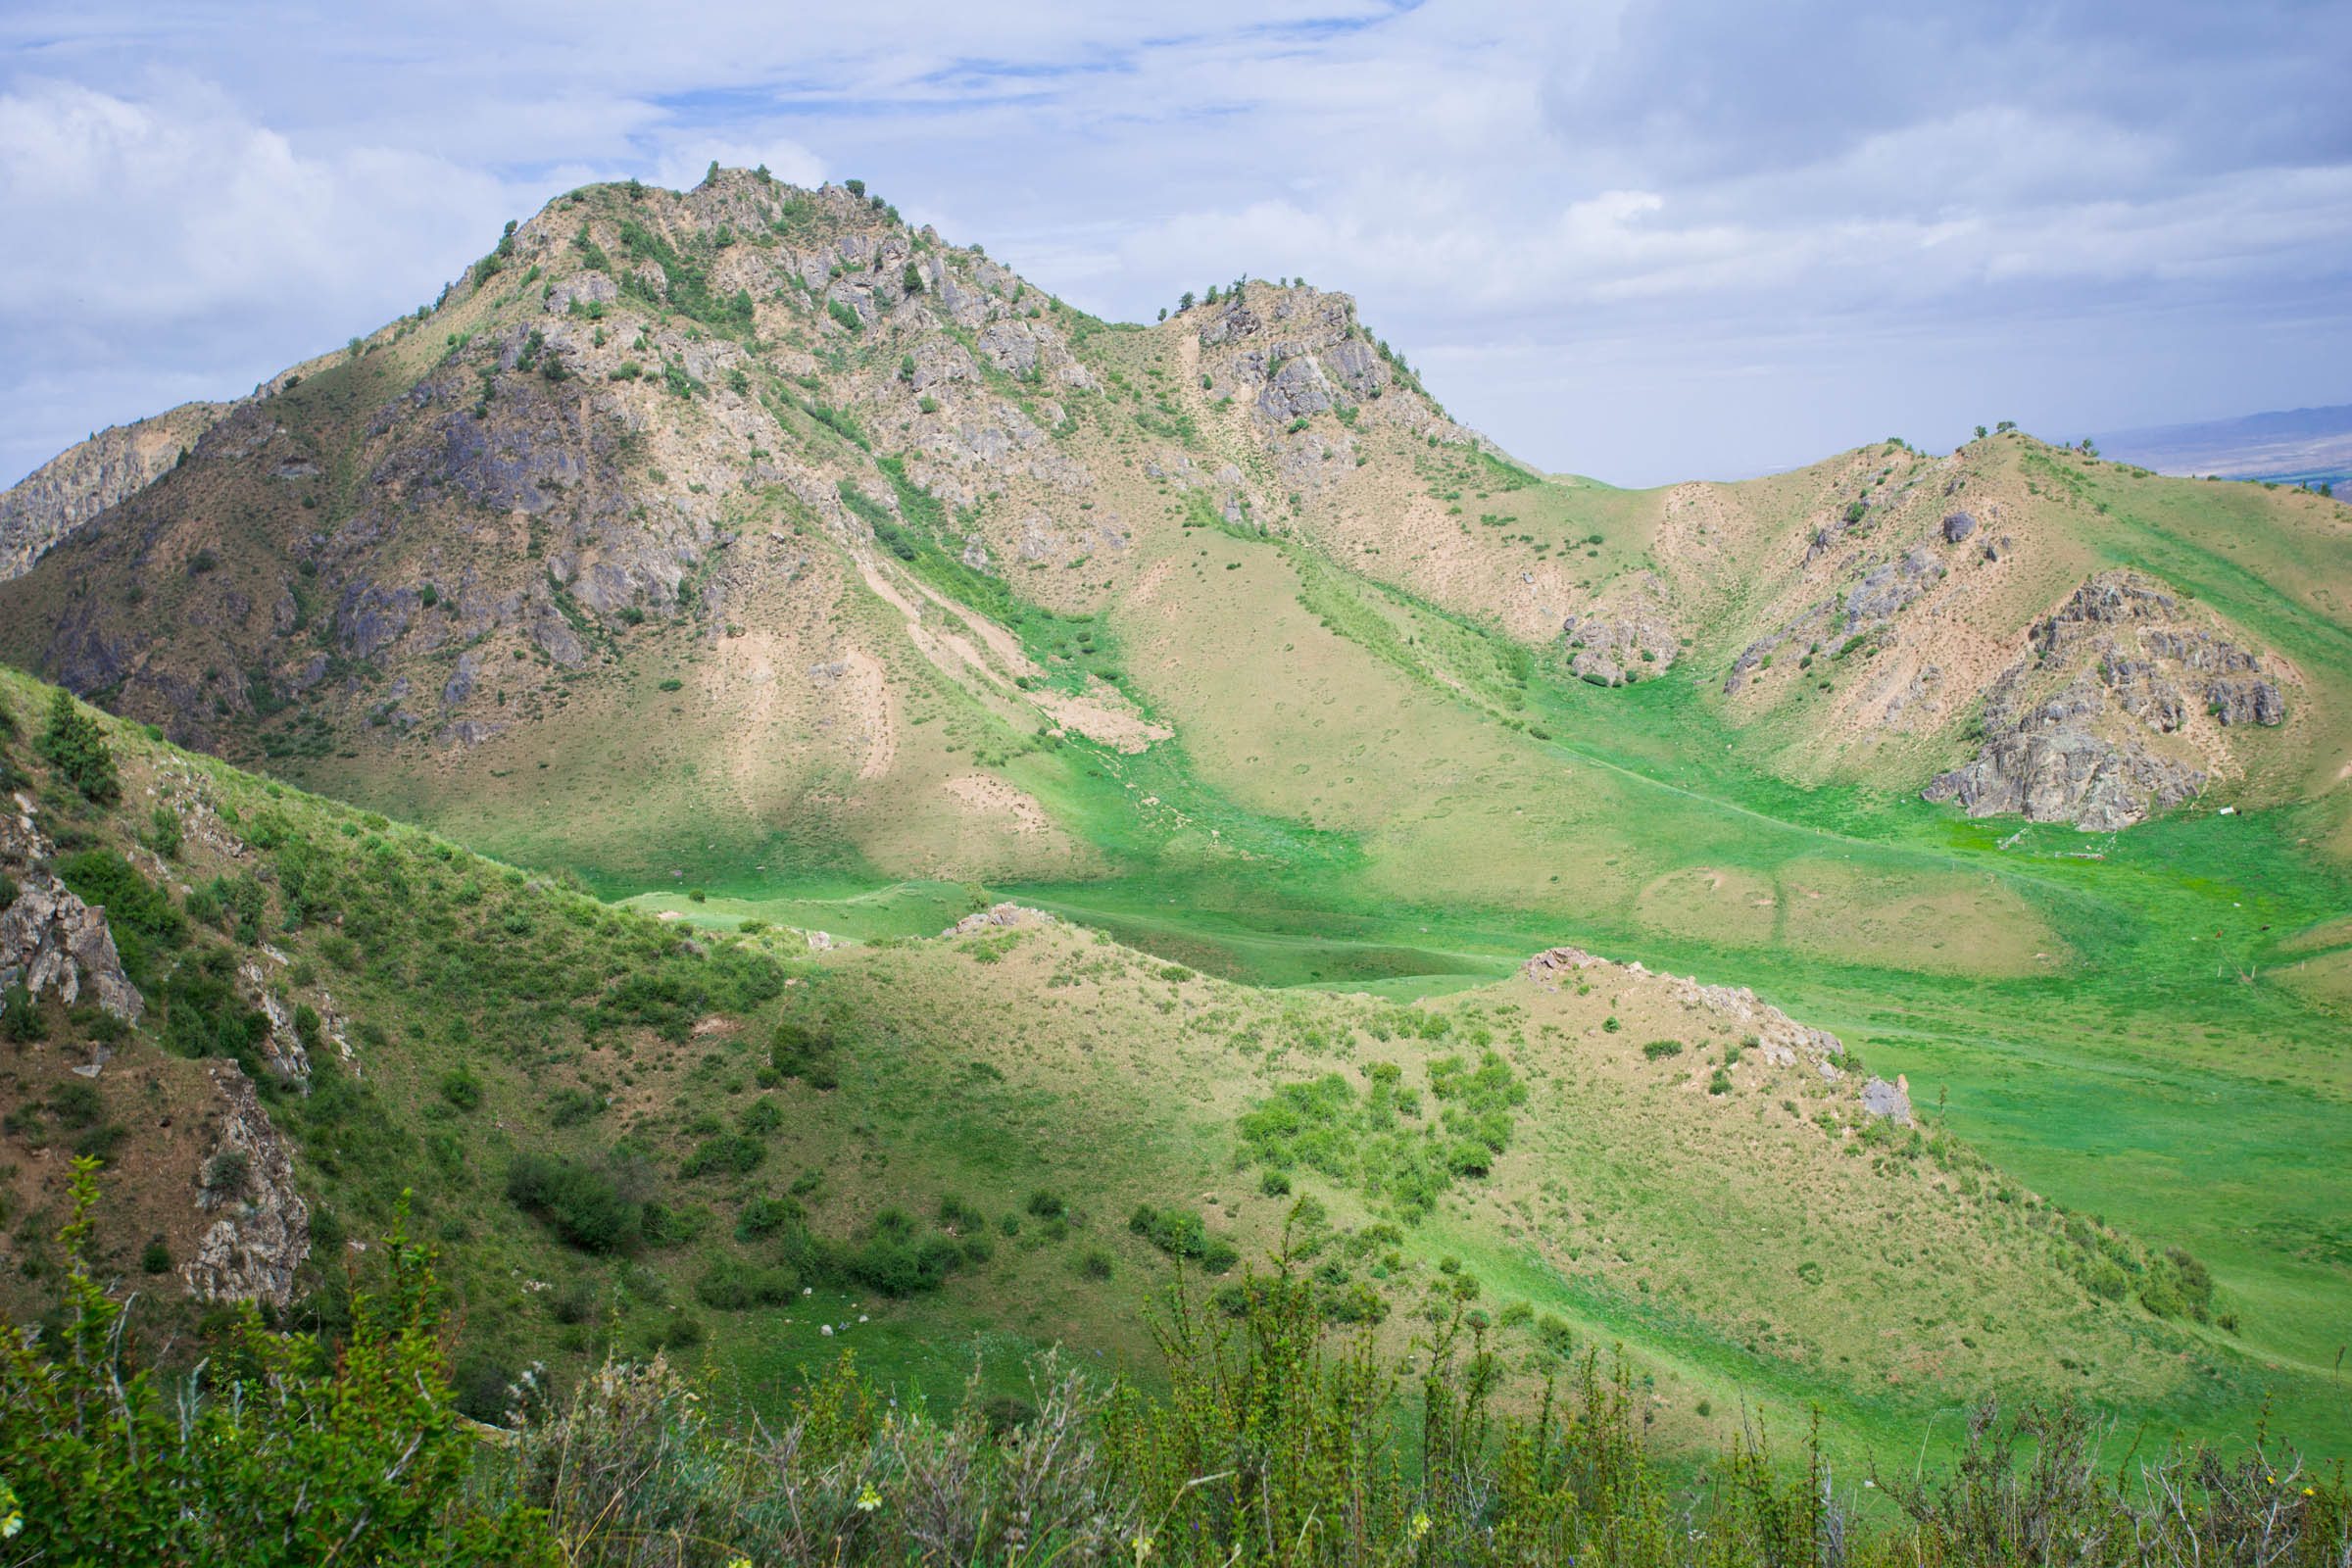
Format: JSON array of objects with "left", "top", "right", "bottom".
[
  {"left": 544, "top": 1088, "right": 603, "bottom": 1128},
  {"left": 439, "top": 1069, "right": 482, "bottom": 1110},
  {"left": 35, "top": 690, "right": 119, "bottom": 805},
  {"left": 738, "top": 1097, "right": 784, "bottom": 1135},
  {"left": 1127, "top": 1204, "right": 1239, "bottom": 1273},
  {"left": 1601, "top": 1016, "right": 1620, "bottom": 1033},
  {"left": 201, "top": 1149, "right": 250, "bottom": 1195},
  {"left": 1642, "top": 1039, "right": 1682, "bottom": 1059},
  {"left": 696, "top": 1257, "right": 801, "bottom": 1310},
  {"left": 1026, "top": 1188, "right": 1067, "bottom": 1220},
  {"left": 735, "top": 1194, "right": 804, "bottom": 1242},
  {"left": 771, "top": 1019, "right": 838, "bottom": 1088},
  {"left": 507, "top": 1152, "right": 639, "bottom": 1252},
  {"left": 1079, "top": 1250, "right": 1114, "bottom": 1281},
  {"left": 138, "top": 1237, "right": 172, "bottom": 1274},
  {"left": 0, "top": 984, "right": 43, "bottom": 1043},
  {"left": 1708, "top": 1068, "right": 1733, "bottom": 1096},
  {"left": 680, "top": 1134, "right": 765, "bottom": 1179},
  {"left": 146, "top": 804, "right": 183, "bottom": 858}
]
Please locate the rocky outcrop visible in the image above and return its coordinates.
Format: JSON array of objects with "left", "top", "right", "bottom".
[
  {"left": 1924, "top": 708, "right": 2205, "bottom": 832},
  {"left": 942, "top": 902, "right": 1054, "bottom": 938},
  {"left": 1941, "top": 511, "right": 1978, "bottom": 544},
  {"left": 181, "top": 1062, "right": 311, "bottom": 1306},
  {"left": 1562, "top": 610, "right": 1678, "bottom": 687},
  {"left": 1191, "top": 285, "right": 1399, "bottom": 441},
  {"left": 1923, "top": 571, "right": 2284, "bottom": 829},
  {"left": 0, "top": 401, "right": 232, "bottom": 581},
  {"left": 2206, "top": 678, "right": 2284, "bottom": 726},
  {"left": 1860, "top": 1076, "right": 1913, "bottom": 1125},
  {"left": 0, "top": 797, "right": 144, "bottom": 1024}
]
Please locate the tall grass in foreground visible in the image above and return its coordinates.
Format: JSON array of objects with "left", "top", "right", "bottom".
[{"left": 5, "top": 1164, "right": 2347, "bottom": 1565}]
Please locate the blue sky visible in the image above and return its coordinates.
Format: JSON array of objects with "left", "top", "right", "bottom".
[{"left": 3, "top": 0, "right": 2348, "bottom": 488}]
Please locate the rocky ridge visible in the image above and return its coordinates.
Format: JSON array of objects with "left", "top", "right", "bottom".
[{"left": 0, "top": 402, "right": 233, "bottom": 582}]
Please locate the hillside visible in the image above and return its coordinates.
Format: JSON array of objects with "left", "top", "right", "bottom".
[
  {"left": 0, "top": 400, "right": 234, "bottom": 582},
  {"left": 0, "top": 667, "right": 2284, "bottom": 1461},
  {"left": 0, "top": 170, "right": 2349, "bottom": 1456}
]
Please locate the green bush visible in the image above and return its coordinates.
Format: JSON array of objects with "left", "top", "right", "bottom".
[
  {"left": 35, "top": 691, "right": 119, "bottom": 805},
  {"left": 696, "top": 1257, "right": 801, "bottom": 1310},
  {"left": 680, "top": 1134, "right": 765, "bottom": 1179},
  {"left": 735, "top": 1194, "right": 804, "bottom": 1242},
  {"left": 1127, "top": 1203, "right": 1239, "bottom": 1273},
  {"left": 1026, "top": 1188, "right": 1067, "bottom": 1219},
  {"left": 1642, "top": 1039, "right": 1683, "bottom": 1059},
  {"left": 439, "top": 1069, "right": 482, "bottom": 1110},
  {"left": 771, "top": 1018, "right": 838, "bottom": 1088},
  {"left": 506, "top": 1153, "right": 639, "bottom": 1252}
]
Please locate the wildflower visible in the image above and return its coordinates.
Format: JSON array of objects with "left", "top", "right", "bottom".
[
  {"left": 0, "top": 1477, "right": 20, "bottom": 1540},
  {"left": 727, "top": 1559, "right": 753, "bottom": 1568},
  {"left": 1410, "top": 1510, "right": 1432, "bottom": 1541},
  {"left": 821, "top": 1324, "right": 834, "bottom": 1336},
  {"left": 1132, "top": 1532, "right": 1154, "bottom": 1562},
  {"left": 857, "top": 1483, "right": 883, "bottom": 1513}
]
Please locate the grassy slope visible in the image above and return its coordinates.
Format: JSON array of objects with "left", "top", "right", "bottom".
[{"left": 0, "top": 667, "right": 2299, "bottom": 1477}]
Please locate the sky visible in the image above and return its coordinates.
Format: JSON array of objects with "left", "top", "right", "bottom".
[{"left": 3, "top": 1, "right": 2349, "bottom": 490}]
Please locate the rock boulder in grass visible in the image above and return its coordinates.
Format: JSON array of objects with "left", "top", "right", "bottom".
[
  {"left": 1860, "top": 1076, "right": 1913, "bottom": 1125},
  {"left": 1941, "top": 511, "right": 1978, "bottom": 543},
  {"left": 943, "top": 902, "right": 1054, "bottom": 937},
  {"left": 0, "top": 808, "right": 144, "bottom": 1025}
]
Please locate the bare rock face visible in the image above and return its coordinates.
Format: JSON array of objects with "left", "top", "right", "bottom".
[
  {"left": 0, "top": 402, "right": 233, "bottom": 581},
  {"left": 1924, "top": 710, "right": 2206, "bottom": 832},
  {"left": 181, "top": 1062, "right": 311, "bottom": 1307},
  {"left": 1191, "top": 285, "right": 1395, "bottom": 435},
  {"left": 0, "top": 802, "right": 144, "bottom": 1024},
  {"left": 2206, "top": 677, "right": 2285, "bottom": 726},
  {"left": 1923, "top": 570, "right": 2282, "bottom": 830}
]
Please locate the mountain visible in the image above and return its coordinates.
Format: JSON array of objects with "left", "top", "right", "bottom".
[
  {"left": 0, "top": 400, "right": 236, "bottom": 581},
  {"left": 2, "top": 169, "right": 2350, "bottom": 1458},
  {"left": 2095, "top": 403, "right": 2352, "bottom": 488}
]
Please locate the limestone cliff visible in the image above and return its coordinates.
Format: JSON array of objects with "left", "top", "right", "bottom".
[{"left": 0, "top": 402, "right": 232, "bottom": 581}]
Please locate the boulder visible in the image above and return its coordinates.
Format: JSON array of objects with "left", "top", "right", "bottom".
[
  {"left": 1941, "top": 511, "right": 1978, "bottom": 543},
  {"left": 0, "top": 808, "right": 144, "bottom": 1024},
  {"left": 1860, "top": 1076, "right": 1913, "bottom": 1125}
]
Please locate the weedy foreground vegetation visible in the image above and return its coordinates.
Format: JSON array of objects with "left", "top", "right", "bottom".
[{"left": 4, "top": 1160, "right": 2346, "bottom": 1566}]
